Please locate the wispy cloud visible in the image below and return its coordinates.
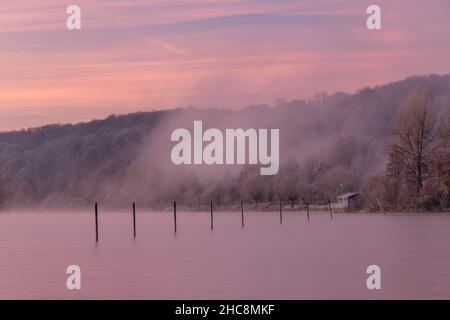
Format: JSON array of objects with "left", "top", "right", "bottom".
[{"left": 140, "top": 36, "right": 191, "bottom": 56}]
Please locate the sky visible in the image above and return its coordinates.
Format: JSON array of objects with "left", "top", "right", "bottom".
[{"left": 1, "top": 0, "right": 450, "bottom": 130}]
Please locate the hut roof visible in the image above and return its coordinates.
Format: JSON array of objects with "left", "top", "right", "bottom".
[{"left": 337, "top": 192, "right": 359, "bottom": 200}]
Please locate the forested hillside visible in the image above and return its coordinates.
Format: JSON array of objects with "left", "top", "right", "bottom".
[{"left": 1, "top": 74, "right": 449, "bottom": 210}]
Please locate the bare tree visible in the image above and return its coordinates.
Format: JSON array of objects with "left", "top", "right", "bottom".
[
  {"left": 385, "top": 142, "right": 404, "bottom": 209},
  {"left": 272, "top": 162, "right": 300, "bottom": 206},
  {"left": 439, "top": 109, "right": 450, "bottom": 155},
  {"left": 361, "top": 175, "right": 389, "bottom": 211},
  {"left": 437, "top": 109, "right": 450, "bottom": 207},
  {"left": 240, "top": 166, "right": 267, "bottom": 205},
  {"left": 319, "top": 166, "right": 357, "bottom": 201},
  {"left": 389, "top": 88, "right": 436, "bottom": 197}
]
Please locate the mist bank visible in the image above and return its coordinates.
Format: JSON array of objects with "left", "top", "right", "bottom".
[{"left": 0, "top": 74, "right": 449, "bottom": 211}]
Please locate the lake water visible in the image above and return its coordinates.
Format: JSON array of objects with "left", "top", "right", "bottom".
[{"left": 0, "top": 211, "right": 449, "bottom": 299}]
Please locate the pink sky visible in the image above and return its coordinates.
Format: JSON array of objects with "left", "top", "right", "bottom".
[{"left": 1, "top": 0, "right": 450, "bottom": 130}]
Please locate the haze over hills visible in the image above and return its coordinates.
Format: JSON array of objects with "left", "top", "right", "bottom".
[{"left": 0, "top": 74, "right": 449, "bottom": 210}]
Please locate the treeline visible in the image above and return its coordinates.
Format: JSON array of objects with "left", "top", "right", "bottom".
[
  {"left": 153, "top": 97, "right": 450, "bottom": 211},
  {"left": 0, "top": 111, "right": 169, "bottom": 208},
  {"left": 151, "top": 137, "right": 369, "bottom": 209},
  {"left": 362, "top": 88, "right": 450, "bottom": 211},
  {"left": 0, "top": 74, "right": 449, "bottom": 211}
]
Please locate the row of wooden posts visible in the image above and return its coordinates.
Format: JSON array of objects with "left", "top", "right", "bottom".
[{"left": 94, "top": 200, "right": 334, "bottom": 242}]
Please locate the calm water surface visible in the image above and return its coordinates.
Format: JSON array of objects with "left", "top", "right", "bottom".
[{"left": 0, "top": 211, "right": 449, "bottom": 299}]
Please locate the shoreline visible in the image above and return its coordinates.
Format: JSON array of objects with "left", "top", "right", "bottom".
[{"left": 0, "top": 207, "right": 449, "bottom": 215}]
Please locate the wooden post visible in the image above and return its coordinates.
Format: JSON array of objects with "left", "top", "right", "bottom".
[
  {"left": 306, "top": 202, "right": 310, "bottom": 222},
  {"left": 241, "top": 200, "right": 244, "bottom": 228},
  {"left": 95, "top": 202, "right": 99, "bottom": 242},
  {"left": 210, "top": 201, "right": 214, "bottom": 230},
  {"left": 173, "top": 201, "right": 177, "bottom": 234},
  {"left": 132, "top": 202, "right": 136, "bottom": 238},
  {"left": 328, "top": 199, "right": 333, "bottom": 220},
  {"left": 279, "top": 199, "right": 283, "bottom": 225}
]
